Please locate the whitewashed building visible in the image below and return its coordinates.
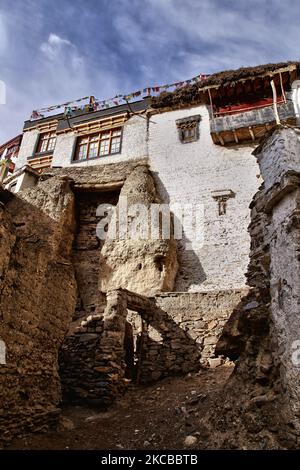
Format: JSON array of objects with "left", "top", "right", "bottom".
[{"left": 7, "top": 61, "right": 300, "bottom": 291}]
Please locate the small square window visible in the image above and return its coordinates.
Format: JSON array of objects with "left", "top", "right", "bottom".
[{"left": 176, "top": 115, "right": 201, "bottom": 143}]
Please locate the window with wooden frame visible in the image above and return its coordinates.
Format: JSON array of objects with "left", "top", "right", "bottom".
[
  {"left": 73, "top": 128, "right": 122, "bottom": 161},
  {"left": 36, "top": 131, "right": 57, "bottom": 153},
  {"left": 176, "top": 115, "right": 201, "bottom": 143}
]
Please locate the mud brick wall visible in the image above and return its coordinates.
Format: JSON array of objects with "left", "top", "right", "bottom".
[
  {"left": 0, "top": 178, "right": 77, "bottom": 445},
  {"left": 44, "top": 159, "right": 148, "bottom": 188}
]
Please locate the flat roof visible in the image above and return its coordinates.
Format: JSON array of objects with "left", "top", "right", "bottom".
[
  {"left": 0, "top": 134, "right": 22, "bottom": 153},
  {"left": 151, "top": 61, "right": 299, "bottom": 110},
  {"left": 23, "top": 98, "right": 150, "bottom": 131}
]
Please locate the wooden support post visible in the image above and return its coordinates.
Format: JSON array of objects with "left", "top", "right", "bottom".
[
  {"left": 270, "top": 79, "right": 281, "bottom": 125},
  {"left": 208, "top": 88, "right": 214, "bottom": 120},
  {"left": 249, "top": 126, "right": 255, "bottom": 141},
  {"left": 217, "top": 133, "right": 225, "bottom": 145},
  {"left": 279, "top": 72, "right": 286, "bottom": 103}
]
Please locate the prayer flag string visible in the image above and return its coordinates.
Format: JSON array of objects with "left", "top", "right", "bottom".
[{"left": 30, "top": 73, "right": 209, "bottom": 120}]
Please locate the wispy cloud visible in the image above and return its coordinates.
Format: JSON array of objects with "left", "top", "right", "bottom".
[
  {"left": 40, "top": 33, "right": 76, "bottom": 61},
  {"left": 0, "top": 0, "right": 299, "bottom": 142}
]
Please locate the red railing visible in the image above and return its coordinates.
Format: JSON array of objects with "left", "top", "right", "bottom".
[{"left": 214, "top": 96, "right": 286, "bottom": 117}]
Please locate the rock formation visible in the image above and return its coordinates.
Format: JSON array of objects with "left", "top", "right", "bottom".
[{"left": 100, "top": 164, "right": 178, "bottom": 295}]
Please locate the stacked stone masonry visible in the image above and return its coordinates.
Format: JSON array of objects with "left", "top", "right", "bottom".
[
  {"left": 73, "top": 189, "right": 120, "bottom": 322},
  {"left": 60, "top": 288, "right": 247, "bottom": 405}
]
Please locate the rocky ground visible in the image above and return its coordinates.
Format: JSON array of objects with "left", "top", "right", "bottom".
[{"left": 7, "top": 364, "right": 234, "bottom": 450}]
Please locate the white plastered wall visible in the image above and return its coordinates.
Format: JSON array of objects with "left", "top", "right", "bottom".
[
  {"left": 148, "top": 105, "right": 261, "bottom": 291},
  {"left": 52, "top": 115, "right": 148, "bottom": 167}
]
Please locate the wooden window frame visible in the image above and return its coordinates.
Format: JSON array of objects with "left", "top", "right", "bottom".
[
  {"left": 176, "top": 115, "right": 201, "bottom": 144},
  {"left": 180, "top": 127, "right": 197, "bottom": 143},
  {"left": 36, "top": 131, "right": 57, "bottom": 154},
  {"left": 73, "top": 128, "right": 122, "bottom": 162}
]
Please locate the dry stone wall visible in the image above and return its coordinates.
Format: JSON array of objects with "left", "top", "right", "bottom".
[
  {"left": 59, "top": 314, "right": 106, "bottom": 405},
  {"left": 73, "top": 190, "right": 120, "bottom": 322},
  {"left": 154, "top": 289, "right": 248, "bottom": 368},
  {"left": 60, "top": 287, "right": 247, "bottom": 405},
  {"left": 60, "top": 290, "right": 129, "bottom": 406}
]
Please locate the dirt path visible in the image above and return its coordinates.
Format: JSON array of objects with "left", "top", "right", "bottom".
[{"left": 8, "top": 364, "right": 233, "bottom": 450}]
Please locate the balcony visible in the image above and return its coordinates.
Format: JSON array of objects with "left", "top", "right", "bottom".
[{"left": 210, "top": 101, "right": 296, "bottom": 145}]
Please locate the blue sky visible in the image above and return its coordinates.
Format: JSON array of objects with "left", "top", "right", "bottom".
[{"left": 0, "top": 0, "right": 299, "bottom": 142}]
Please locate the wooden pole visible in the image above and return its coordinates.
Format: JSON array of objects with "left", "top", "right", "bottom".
[
  {"left": 208, "top": 88, "right": 214, "bottom": 120},
  {"left": 279, "top": 72, "right": 286, "bottom": 103},
  {"left": 270, "top": 79, "right": 281, "bottom": 125}
]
